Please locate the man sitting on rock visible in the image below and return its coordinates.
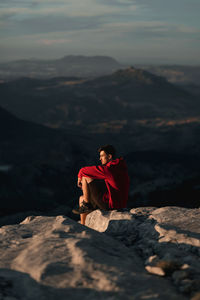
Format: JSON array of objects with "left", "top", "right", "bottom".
[{"left": 73, "top": 144, "right": 130, "bottom": 225}]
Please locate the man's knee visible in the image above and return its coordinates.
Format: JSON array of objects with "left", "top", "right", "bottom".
[{"left": 82, "top": 176, "right": 94, "bottom": 184}]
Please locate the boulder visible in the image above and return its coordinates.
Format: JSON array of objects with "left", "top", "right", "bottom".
[
  {"left": 0, "top": 215, "right": 186, "bottom": 299},
  {"left": 86, "top": 206, "right": 200, "bottom": 297}
]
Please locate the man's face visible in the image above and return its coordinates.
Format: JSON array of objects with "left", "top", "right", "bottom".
[{"left": 99, "top": 150, "right": 112, "bottom": 165}]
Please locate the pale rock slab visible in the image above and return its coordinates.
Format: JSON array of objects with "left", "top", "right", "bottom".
[
  {"left": 85, "top": 207, "right": 200, "bottom": 297},
  {"left": 0, "top": 215, "right": 185, "bottom": 299}
]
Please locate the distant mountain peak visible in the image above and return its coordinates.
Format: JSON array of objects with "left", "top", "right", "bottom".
[
  {"left": 59, "top": 55, "right": 120, "bottom": 65},
  {"left": 0, "top": 55, "right": 122, "bottom": 80},
  {"left": 111, "top": 66, "right": 167, "bottom": 85}
]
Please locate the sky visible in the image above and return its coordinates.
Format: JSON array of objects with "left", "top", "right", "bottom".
[{"left": 0, "top": 0, "right": 200, "bottom": 65}]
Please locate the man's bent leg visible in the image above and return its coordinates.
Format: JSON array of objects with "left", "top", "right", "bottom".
[
  {"left": 81, "top": 176, "right": 94, "bottom": 203},
  {"left": 79, "top": 195, "right": 89, "bottom": 225},
  {"left": 76, "top": 177, "right": 108, "bottom": 225},
  {"left": 80, "top": 177, "right": 94, "bottom": 225}
]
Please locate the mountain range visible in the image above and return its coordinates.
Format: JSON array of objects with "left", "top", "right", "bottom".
[
  {"left": 0, "top": 62, "right": 200, "bottom": 215},
  {"left": 1, "top": 67, "right": 199, "bottom": 135},
  {"left": 0, "top": 55, "right": 121, "bottom": 80},
  {"left": 1, "top": 55, "right": 200, "bottom": 88},
  {"left": 1, "top": 102, "right": 199, "bottom": 216}
]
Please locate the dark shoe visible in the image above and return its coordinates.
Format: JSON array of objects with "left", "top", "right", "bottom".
[{"left": 72, "top": 201, "right": 94, "bottom": 214}]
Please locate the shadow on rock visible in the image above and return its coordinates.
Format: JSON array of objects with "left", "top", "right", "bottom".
[{"left": 0, "top": 268, "right": 120, "bottom": 300}]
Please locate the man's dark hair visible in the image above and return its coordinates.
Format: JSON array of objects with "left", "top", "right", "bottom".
[{"left": 98, "top": 144, "right": 116, "bottom": 158}]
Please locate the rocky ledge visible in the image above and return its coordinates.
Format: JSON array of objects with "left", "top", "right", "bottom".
[
  {"left": 86, "top": 206, "right": 200, "bottom": 298},
  {"left": 0, "top": 207, "right": 199, "bottom": 299}
]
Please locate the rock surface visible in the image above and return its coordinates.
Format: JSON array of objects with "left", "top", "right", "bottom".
[
  {"left": 86, "top": 206, "right": 200, "bottom": 298},
  {"left": 0, "top": 212, "right": 188, "bottom": 300}
]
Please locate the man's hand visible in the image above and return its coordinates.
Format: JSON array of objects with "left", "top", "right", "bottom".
[{"left": 77, "top": 177, "right": 82, "bottom": 189}]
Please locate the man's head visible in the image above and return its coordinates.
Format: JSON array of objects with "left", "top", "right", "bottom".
[{"left": 98, "top": 144, "right": 116, "bottom": 165}]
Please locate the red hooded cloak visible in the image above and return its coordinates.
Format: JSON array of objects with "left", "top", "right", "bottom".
[{"left": 78, "top": 157, "right": 130, "bottom": 209}]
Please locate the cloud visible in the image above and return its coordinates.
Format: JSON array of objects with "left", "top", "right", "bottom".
[
  {"left": 0, "top": 7, "right": 30, "bottom": 17},
  {"left": 177, "top": 25, "right": 200, "bottom": 34},
  {"left": 0, "top": 0, "right": 138, "bottom": 37},
  {"left": 102, "top": 20, "right": 200, "bottom": 41},
  {"left": 16, "top": 15, "right": 104, "bottom": 35},
  {"left": 1, "top": 0, "right": 200, "bottom": 64},
  {"left": 95, "top": 0, "right": 137, "bottom": 7},
  {"left": 38, "top": 38, "right": 72, "bottom": 46},
  {"left": 0, "top": 0, "right": 138, "bottom": 18}
]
